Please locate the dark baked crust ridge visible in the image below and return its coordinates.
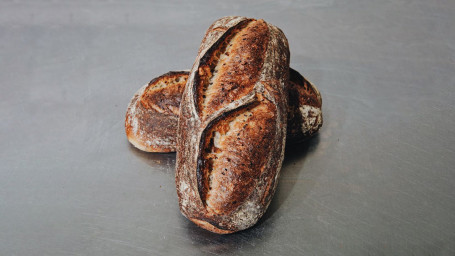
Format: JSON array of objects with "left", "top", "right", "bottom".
[
  {"left": 194, "top": 18, "right": 252, "bottom": 117},
  {"left": 142, "top": 71, "right": 188, "bottom": 115},
  {"left": 196, "top": 19, "right": 269, "bottom": 120},
  {"left": 196, "top": 17, "right": 248, "bottom": 63},
  {"left": 176, "top": 16, "right": 290, "bottom": 233},
  {"left": 289, "top": 68, "right": 322, "bottom": 108},
  {"left": 287, "top": 68, "right": 323, "bottom": 142}
]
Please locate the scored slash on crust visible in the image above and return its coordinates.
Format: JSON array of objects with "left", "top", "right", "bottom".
[{"left": 125, "top": 68, "right": 323, "bottom": 153}]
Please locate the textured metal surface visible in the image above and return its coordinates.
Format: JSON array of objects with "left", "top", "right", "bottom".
[{"left": 1, "top": 1, "right": 454, "bottom": 255}]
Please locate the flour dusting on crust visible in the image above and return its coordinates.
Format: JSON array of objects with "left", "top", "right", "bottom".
[{"left": 299, "top": 105, "right": 322, "bottom": 135}]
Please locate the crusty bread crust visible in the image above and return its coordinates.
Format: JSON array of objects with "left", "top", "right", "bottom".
[
  {"left": 125, "top": 71, "right": 188, "bottom": 152},
  {"left": 287, "top": 68, "right": 323, "bottom": 143},
  {"left": 175, "top": 16, "right": 290, "bottom": 234},
  {"left": 125, "top": 68, "right": 322, "bottom": 152}
]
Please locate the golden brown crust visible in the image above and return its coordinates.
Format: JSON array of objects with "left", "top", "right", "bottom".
[
  {"left": 175, "top": 16, "right": 290, "bottom": 234},
  {"left": 125, "top": 71, "right": 188, "bottom": 152},
  {"left": 199, "top": 100, "right": 276, "bottom": 214},
  {"left": 196, "top": 20, "right": 268, "bottom": 119},
  {"left": 125, "top": 68, "right": 322, "bottom": 153}
]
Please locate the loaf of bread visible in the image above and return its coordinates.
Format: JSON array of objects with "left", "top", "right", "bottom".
[
  {"left": 175, "top": 16, "right": 290, "bottom": 234},
  {"left": 125, "top": 69, "right": 322, "bottom": 152}
]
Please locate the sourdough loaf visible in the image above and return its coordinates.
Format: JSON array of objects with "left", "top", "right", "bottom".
[{"left": 175, "top": 16, "right": 290, "bottom": 234}]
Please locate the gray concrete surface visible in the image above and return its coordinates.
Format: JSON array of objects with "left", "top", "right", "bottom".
[{"left": 1, "top": 0, "right": 454, "bottom": 255}]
